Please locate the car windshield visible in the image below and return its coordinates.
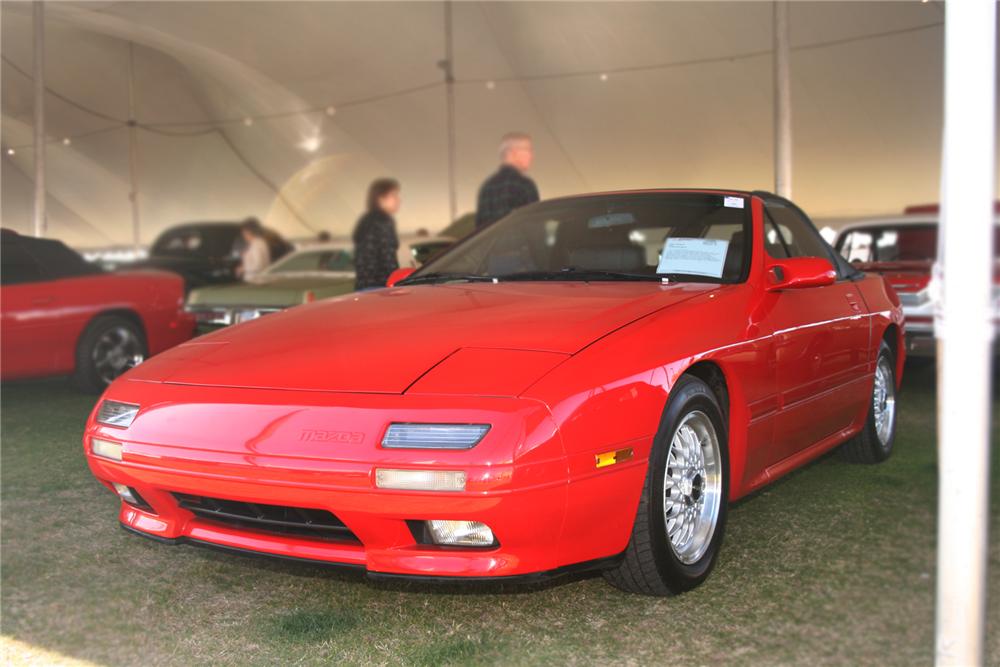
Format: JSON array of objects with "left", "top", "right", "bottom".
[
  {"left": 267, "top": 249, "right": 354, "bottom": 274},
  {"left": 838, "top": 224, "right": 1000, "bottom": 264},
  {"left": 151, "top": 226, "right": 241, "bottom": 259},
  {"left": 404, "top": 192, "right": 750, "bottom": 284}
]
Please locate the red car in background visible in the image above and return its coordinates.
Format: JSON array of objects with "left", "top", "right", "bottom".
[
  {"left": 834, "top": 203, "right": 1000, "bottom": 357},
  {"left": 1, "top": 229, "right": 194, "bottom": 392},
  {"left": 84, "top": 190, "right": 903, "bottom": 595}
]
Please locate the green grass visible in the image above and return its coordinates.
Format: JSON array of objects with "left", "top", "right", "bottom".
[{"left": 2, "top": 364, "right": 999, "bottom": 666}]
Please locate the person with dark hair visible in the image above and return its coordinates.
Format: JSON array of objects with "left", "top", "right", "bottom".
[
  {"left": 475, "top": 132, "right": 539, "bottom": 230},
  {"left": 237, "top": 217, "right": 271, "bottom": 279},
  {"left": 352, "top": 178, "right": 401, "bottom": 290}
]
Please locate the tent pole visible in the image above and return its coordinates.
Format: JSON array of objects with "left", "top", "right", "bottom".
[
  {"left": 772, "top": 0, "right": 792, "bottom": 198},
  {"left": 442, "top": 0, "right": 457, "bottom": 222},
  {"left": 32, "top": 0, "right": 46, "bottom": 238},
  {"left": 934, "top": 0, "right": 995, "bottom": 664},
  {"left": 127, "top": 42, "right": 141, "bottom": 252}
]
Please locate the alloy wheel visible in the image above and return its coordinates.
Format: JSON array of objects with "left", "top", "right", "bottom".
[
  {"left": 663, "top": 410, "right": 722, "bottom": 564},
  {"left": 872, "top": 356, "right": 896, "bottom": 447}
]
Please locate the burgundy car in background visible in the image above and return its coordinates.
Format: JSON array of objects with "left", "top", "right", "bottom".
[
  {"left": 1, "top": 229, "right": 195, "bottom": 392},
  {"left": 835, "top": 203, "right": 1000, "bottom": 357}
]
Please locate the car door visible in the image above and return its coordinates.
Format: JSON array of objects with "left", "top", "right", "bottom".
[
  {"left": 762, "top": 200, "right": 871, "bottom": 462},
  {"left": 1, "top": 237, "right": 58, "bottom": 377}
]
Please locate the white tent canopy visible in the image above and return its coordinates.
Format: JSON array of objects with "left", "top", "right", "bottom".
[{"left": 0, "top": 1, "right": 959, "bottom": 248}]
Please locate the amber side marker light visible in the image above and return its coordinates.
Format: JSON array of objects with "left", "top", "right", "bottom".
[{"left": 595, "top": 447, "right": 634, "bottom": 469}]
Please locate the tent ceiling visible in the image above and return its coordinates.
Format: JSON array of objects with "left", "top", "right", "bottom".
[{"left": 0, "top": 1, "right": 967, "bottom": 248}]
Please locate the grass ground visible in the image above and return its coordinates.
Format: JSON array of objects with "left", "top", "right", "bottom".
[{"left": 1, "top": 363, "right": 998, "bottom": 666}]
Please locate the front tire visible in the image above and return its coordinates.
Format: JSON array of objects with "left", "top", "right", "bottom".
[
  {"left": 840, "top": 340, "right": 897, "bottom": 464},
  {"left": 604, "top": 374, "right": 729, "bottom": 596},
  {"left": 74, "top": 315, "right": 146, "bottom": 393}
]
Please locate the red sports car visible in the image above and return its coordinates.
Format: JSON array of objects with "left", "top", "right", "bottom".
[
  {"left": 2, "top": 229, "right": 195, "bottom": 392},
  {"left": 83, "top": 190, "right": 903, "bottom": 594}
]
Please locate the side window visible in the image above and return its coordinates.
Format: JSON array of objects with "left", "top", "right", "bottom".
[
  {"left": 764, "top": 219, "right": 791, "bottom": 259},
  {"left": 1, "top": 242, "right": 44, "bottom": 285},
  {"left": 764, "top": 202, "right": 836, "bottom": 263}
]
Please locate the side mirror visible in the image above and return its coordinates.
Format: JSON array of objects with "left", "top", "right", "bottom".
[
  {"left": 767, "top": 257, "right": 836, "bottom": 290},
  {"left": 386, "top": 267, "right": 416, "bottom": 287}
]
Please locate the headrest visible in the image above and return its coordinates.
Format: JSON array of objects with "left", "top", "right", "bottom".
[{"left": 566, "top": 245, "right": 645, "bottom": 272}]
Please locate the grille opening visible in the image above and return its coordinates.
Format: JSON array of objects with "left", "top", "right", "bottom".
[{"left": 172, "top": 493, "right": 359, "bottom": 544}]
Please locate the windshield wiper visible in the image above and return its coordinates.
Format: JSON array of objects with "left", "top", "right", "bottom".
[
  {"left": 399, "top": 272, "right": 498, "bottom": 286},
  {"left": 498, "top": 268, "right": 661, "bottom": 282}
]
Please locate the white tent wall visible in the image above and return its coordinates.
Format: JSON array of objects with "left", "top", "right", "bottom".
[{"left": 0, "top": 1, "right": 968, "bottom": 249}]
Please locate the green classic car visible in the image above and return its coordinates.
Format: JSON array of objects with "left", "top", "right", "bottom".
[{"left": 186, "top": 243, "right": 355, "bottom": 332}]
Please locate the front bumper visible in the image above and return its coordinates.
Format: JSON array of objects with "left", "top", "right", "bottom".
[
  {"left": 187, "top": 305, "right": 284, "bottom": 334},
  {"left": 904, "top": 316, "right": 935, "bottom": 358},
  {"left": 118, "top": 523, "right": 622, "bottom": 584},
  {"left": 84, "top": 382, "right": 636, "bottom": 579}
]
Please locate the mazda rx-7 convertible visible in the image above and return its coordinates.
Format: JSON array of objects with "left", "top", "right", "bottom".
[{"left": 84, "top": 190, "right": 903, "bottom": 595}]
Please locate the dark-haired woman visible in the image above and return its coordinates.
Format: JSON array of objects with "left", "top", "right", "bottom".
[{"left": 352, "top": 179, "right": 401, "bottom": 290}]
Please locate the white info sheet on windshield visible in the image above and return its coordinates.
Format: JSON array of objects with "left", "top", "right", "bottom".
[{"left": 657, "top": 237, "right": 730, "bottom": 279}]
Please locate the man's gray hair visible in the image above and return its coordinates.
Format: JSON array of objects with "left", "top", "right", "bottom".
[{"left": 499, "top": 132, "right": 532, "bottom": 159}]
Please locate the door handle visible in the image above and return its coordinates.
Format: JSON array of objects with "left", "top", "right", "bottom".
[
  {"left": 32, "top": 296, "right": 54, "bottom": 306},
  {"left": 845, "top": 292, "right": 862, "bottom": 312}
]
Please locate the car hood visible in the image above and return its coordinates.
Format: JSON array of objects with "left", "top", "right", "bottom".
[
  {"left": 188, "top": 276, "right": 355, "bottom": 307},
  {"left": 127, "top": 281, "right": 715, "bottom": 393}
]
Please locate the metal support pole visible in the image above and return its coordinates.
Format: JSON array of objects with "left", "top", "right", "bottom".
[
  {"left": 772, "top": 0, "right": 792, "bottom": 199},
  {"left": 126, "top": 42, "right": 142, "bottom": 251},
  {"left": 934, "top": 0, "right": 996, "bottom": 664},
  {"left": 32, "top": 1, "right": 46, "bottom": 238},
  {"left": 441, "top": 0, "right": 457, "bottom": 222}
]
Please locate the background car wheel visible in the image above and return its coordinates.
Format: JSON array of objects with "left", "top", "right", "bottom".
[
  {"left": 604, "top": 374, "right": 729, "bottom": 596},
  {"left": 74, "top": 315, "right": 146, "bottom": 393},
  {"left": 840, "top": 340, "right": 897, "bottom": 464}
]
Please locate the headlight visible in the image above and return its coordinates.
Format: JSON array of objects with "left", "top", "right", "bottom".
[
  {"left": 381, "top": 423, "right": 490, "bottom": 450},
  {"left": 91, "top": 437, "right": 123, "bottom": 461},
  {"left": 234, "top": 309, "right": 262, "bottom": 324},
  {"left": 188, "top": 308, "right": 233, "bottom": 325},
  {"left": 375, "top": 468, "right": 466, "bottom": 492},
  {"left": 96, "top": 401, "right": 139, "bottom": 427}
]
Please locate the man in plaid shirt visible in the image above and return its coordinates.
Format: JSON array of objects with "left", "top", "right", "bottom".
[{"left": 475, "top": 132, "right": 540, "bottom": 230}]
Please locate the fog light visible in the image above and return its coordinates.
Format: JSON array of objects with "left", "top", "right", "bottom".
[
  {"left": 375, "top": 468, "right": 466, "bottom": 492},
  {"left": 113, "top": 483, "right": 138, "bottom": 504},
  {"left": 91, "top": 437, "right": 123, "bottom": 461},
  {"left": 112, "top": 483, "right": 152, "bottom": 511},
  {"left": 426, "top": 520, "right": 495, "bottom": 546}
]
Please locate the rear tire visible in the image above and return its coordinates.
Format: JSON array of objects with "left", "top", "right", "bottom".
[
  {"left": 840, "top": 341, "right": 897, "bottom": 464},
  {"left": 74, "top": 315, "right": 146, "bottom": 393},
  {"left": 604, "top": 374, "right": 729, "bottom": 596}
]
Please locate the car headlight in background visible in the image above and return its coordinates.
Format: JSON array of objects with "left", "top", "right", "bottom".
[
  {"left": 96, "top": 401, "right": 139, "bottom": 427},
  {"left": 382, "top": 423, "right": 490, "bottom": 450},
  {"left": 375, "top": 468, "right": 467, "bottom": 492},
  {"left": 91, "top": 438, "right": 123, "bottom": 461},
  {"left": 425, "top": 520, "right": 495, "bottom": 546}
]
